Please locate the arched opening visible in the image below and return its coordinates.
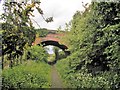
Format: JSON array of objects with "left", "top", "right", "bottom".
[
  {"left": 38, "top": 40, "right": 70, "bottom": 65},
  {"left": 41, "top": 40, "right": 67, "bottom": 50},
  {"left": 40, "top": 40, "right": 70, "bottom": 56}
]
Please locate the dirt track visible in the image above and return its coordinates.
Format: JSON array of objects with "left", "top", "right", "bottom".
[{"left": 51, "top": 65, "right": 63, "bottom": 88}]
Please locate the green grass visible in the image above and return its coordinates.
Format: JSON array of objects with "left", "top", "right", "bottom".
[
  {"left": 47, "top": 54, "right": 55, "bottom": 62},
  {"left": 2, "top": 60, "right": 51, "bottom": 89}
]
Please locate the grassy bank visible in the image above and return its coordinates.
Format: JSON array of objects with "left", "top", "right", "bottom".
[{"left": 2, "top": 60, "right": 51, "bottom": 89}]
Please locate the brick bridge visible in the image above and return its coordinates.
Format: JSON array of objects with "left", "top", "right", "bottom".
[{"left": 32, "top": 30, "right": 70, "bottom": 55}]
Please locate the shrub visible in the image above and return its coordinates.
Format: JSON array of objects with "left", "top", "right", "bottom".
[
  {"left": 2, "top": 61, "right": 51, "bottom": 89},
  {"left": 28, "top": 45, "right": 48, "bottom": 62},
  {"left": 56, "top": 58, "right": 120, "bottom": 89}
]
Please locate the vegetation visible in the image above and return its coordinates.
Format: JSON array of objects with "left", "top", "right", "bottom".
[
  {"left": 56, "top": 1, "right": 120, "bottom": 89},
  {"left": 47, "top": 46, "right": 66, "bottom": 63},
  {"left": 1, "top": 1, "right": 53, "bottom": 89},
  {"left": 28, "top": 45, "right": 48, "bottom": 62},
  {"left": 47, "top": 54, "right": 55, "bottom": 62},
  {"left": 1, "top": 2, "right": 53, "bottom": 68},
  {"left": 1, "top": 1, "right": 120, "bottom": 89},
  {"left": 1, "top": 2, "right": 37, "bottom": 68},
  {"left": 2, "top": 61, "right": 51, "bottom": 89},
  {"left": 35, "top": 28, "right": 49, "bottom": 37},
  {"left": 53, "top": 46, "right": 66, "bottom": 60}
]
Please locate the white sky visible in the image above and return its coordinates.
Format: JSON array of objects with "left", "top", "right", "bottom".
[
  {"left": 32, "top": 0, "right": 91, "bottom": 30},
  {"left": 0, "top": 0, "right": 91, "bottom": 29},
  {"left": 45, "top": 46, "right": 54, "bottom": 54},
  {"left": 0, "top": 0, "right": 3, "bottom": 16},
  {"left": 45, "top": 45, "right": 63, "bottom": 54}
]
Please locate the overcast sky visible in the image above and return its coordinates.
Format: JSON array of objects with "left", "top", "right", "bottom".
[
  {"left": 0, "top": 0, "right": 3, "bottom": 16},
  {"left": 0, "top": 0, "right": 91, "bottom": 30},
  {"left": 32, "top": 0, "right": 91, "bottom": 30}
]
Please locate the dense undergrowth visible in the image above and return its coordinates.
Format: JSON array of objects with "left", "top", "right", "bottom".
[
  {"left": 2, "top": 61, "right": 51, "bottom": 89},
  {"left": 56, "top": 56, "right": 120, "bottom": 89},
  {"left": 56, "top": 1, "right": 120, "bottom": 89}
]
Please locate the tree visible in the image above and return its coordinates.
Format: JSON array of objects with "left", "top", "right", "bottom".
[
  {"left": 53, "top": 46, "right": 59, "bottom": 61},
  {"left": 28, "top": 45, "right": 48, "bottom": 62},
  {"left": 1, "top": 1, "right": 53, "bottom": 68}
]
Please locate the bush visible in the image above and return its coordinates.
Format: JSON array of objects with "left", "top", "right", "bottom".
[
  {"left": 28, "top": 45, "right": 48, "bottom": 62},
  {"left": 56, "top": 2, "right": 120, "bottom": 89},
  {"left": 67, "top": 71, "right": 120, "bottom": 89},
  {"left": 2, "top": 61, "right": 51, "bottom": 89},
  {"left": 56, "top": 58, "right": 120, "bottom": 89}
]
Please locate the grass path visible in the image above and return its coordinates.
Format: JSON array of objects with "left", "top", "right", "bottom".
[{"left": 51, "top": 65, "right": 63, "bottom": 88}]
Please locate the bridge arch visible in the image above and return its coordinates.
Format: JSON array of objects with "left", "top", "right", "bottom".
[{"left": 38, "top": 40, "right": 70, "bottom": 56}]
